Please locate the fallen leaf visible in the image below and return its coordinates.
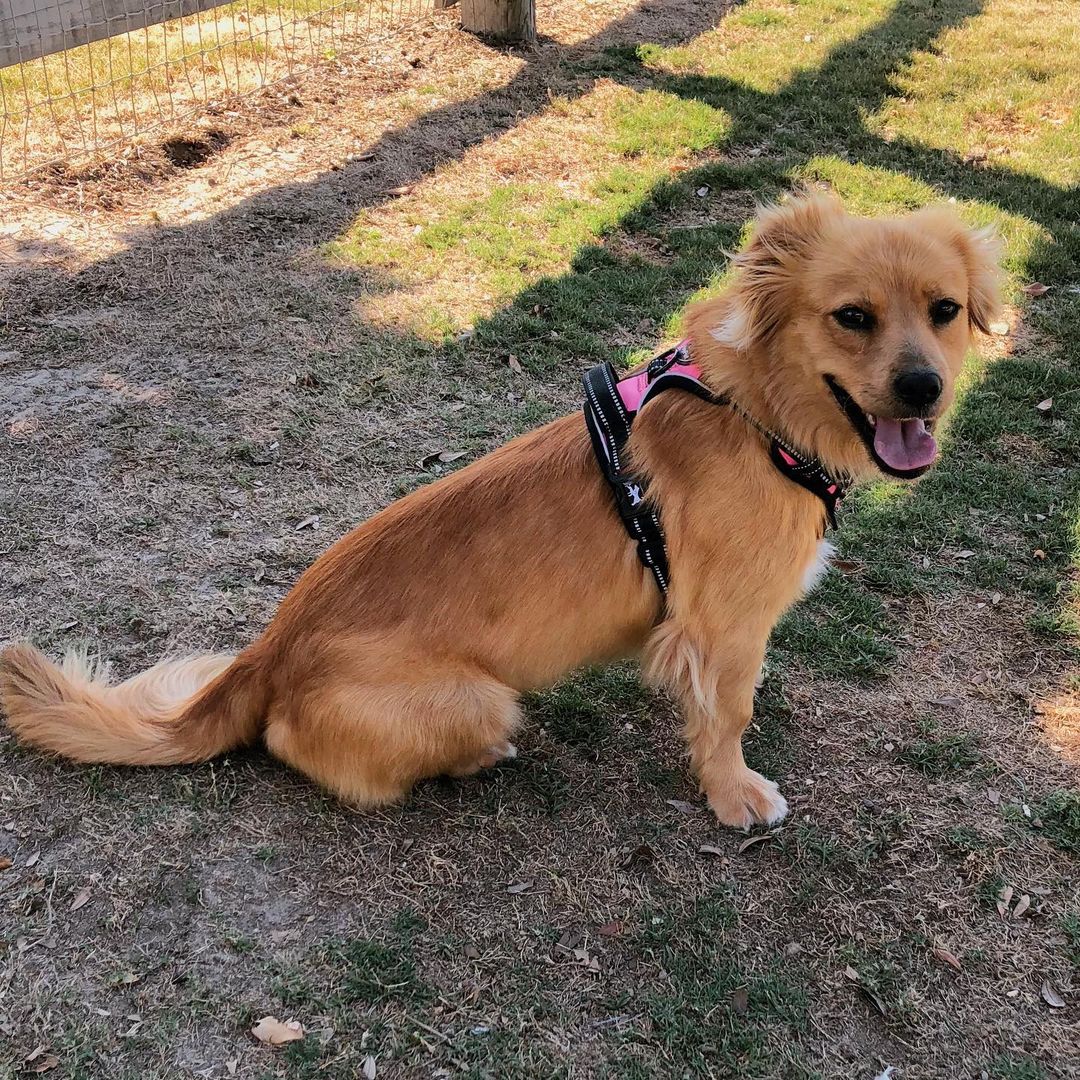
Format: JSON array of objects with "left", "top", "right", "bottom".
[
  {"left": 1022, "top": 282, "right": 1051, "bottom": 296},
  {"left": 859, "top": 987, "right": 888, "bottom": 1016},
  {"left": 597, "top": 920, "right": 623, "bottom": 937},
  {"left": 928, "top": 696, "right": 961, "bottom": 708},
  {"left": 988, "top": 320, "right": 1010, "bottom": 336},
  {"left": 1041, "top": 980, "right": 1065, "bottom": 1009},
  {"left": 955, "top": 549, "right": 976, "bottom": 559},
  {"left": 506, "top": 354, "right": 523, "bottom": 374},
  {"left": 695, "top": 186, "right": 710, "bottom": 197},
  {"left": 556, "top": 931, "right": 585, "bottom": 953},
  {"left": 386, "top": 184, "right": 413, "bottom": 196},
  {"left": 832, "top": 558, "right": 860, "bottom": 573},
  {"left": 737, "top": 833, "right": 774, "bottom": 854},
  {"left": 362, "top": 1054, "right": 377, "bottom": 1079},
  {"left": 505, "top": 881, "right": 533, "bottom": 895},
  {"left": 932, "top": 946, "right": 963, "bottom": 972},
  {"left": 27, "top": 1055, "right": 60, "bottom": 1074},
  {"left": 987, "top": 788, "right": 1002, "bottom": 805},
  {"left": 69, "top": 886, "right": 92, "bottom": 912},
  {"left": 996, "top": 884, "right": 1014, "bottom": 918},
  {"left": 0, "top": 857, "right": 11, "bottom": 871},
  {"left": 419, "top": 449, "right": 467, "bottom": 469},
  {"left": 730, "top": 988, "right": 748, "bottom": 1014},
  {"left": 463, "top": 944, "right": 480, "bottom": 959},
  {"left": 1012, "top": 894, "right": 1031, "bottom": 919},
  {"left": 294, "top": 514, "right": 320, "bottom": 531},
  {"left": 665, "top": 799, "right": 698, "bottom": 814},
  {"left": 698, "top": 844, "right": 726, "bottom": 858},
  {"left": 1033, "top": 549, "right": 1046, "bottom": 560},
  {"left": 1035, "top": 398, "right": 1053, "bottom": 414},
  {"left": 251, "top": 1016, "right": 305, "bottom": 1045},
  {"left": 843, "top": 965, "right": 860, "bottom": 982}
]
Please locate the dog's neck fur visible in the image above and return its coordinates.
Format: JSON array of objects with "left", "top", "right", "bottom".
[{"left": 684, "top": 297, "right": 879, "bottom": 482}]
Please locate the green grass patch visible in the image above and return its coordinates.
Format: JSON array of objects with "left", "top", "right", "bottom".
[
  {"left": 275, "top": 909, "right": 430, "bottom": 1015},
  {"left": 943, "top": 824, "right": 989, "bottom": 855},
  {"left": 838, "top": 943, "right": 921, "bottom": 1026},
  {"left": 624, "top": 891, "right": 814, "bottom": 1077},
  {"left": 745, "top": 678, "right": 797, "bottom": 777},
  {"left": 986, "top": 1056, "right": 1050, "bottom": 1080},
  {"left": 524, "top": 664, "right": 651, "bottom": 753},
  {"left": 897, "top": 723, "right": 985, "bottom": 778},
  {"left": 771, "top": 573, "right": 896, "bottom": 681},
  {"left": 1033, "top": 790, "right": 1080, "bottom": 854},
  {"left": 1062, "top": 911, "right": 1080, "bottom": 971}
]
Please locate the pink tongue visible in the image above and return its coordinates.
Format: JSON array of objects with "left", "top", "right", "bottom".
[{"left": 873, "top": 417, "right": 938, "bottom": 472}]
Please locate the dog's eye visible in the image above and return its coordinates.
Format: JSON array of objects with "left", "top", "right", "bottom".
[
  {"left": 930, "top": 298, "right": 961, "bottom": 326},
  {"left": 832, "top": 306, "right": 874, "bottom": 332}
]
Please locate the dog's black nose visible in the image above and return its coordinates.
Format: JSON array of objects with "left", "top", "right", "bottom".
[{"left": 893, "top": 369, "right": 942, "bottom": 409}]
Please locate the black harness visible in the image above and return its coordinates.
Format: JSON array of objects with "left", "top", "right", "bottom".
[{"left": 583, "top": 342, "right": 849, "bottom": 596}]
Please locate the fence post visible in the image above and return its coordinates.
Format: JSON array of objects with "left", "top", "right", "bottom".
[{"left": 460, "top": 0, "right": 535, "bottom": 43}]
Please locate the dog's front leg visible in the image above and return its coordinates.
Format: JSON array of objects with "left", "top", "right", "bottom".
[{"left": 645, "top": 621, "right": 787, "bottom": 830}]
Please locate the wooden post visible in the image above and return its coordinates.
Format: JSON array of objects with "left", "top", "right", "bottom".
[{"left": 460, "top": 0, "right": 535, "bottom": 43}]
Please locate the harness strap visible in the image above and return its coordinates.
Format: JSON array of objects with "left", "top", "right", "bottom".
[
  {"left": 584, "top": 361, "right": 671, "bottom": 592},
  {"left": 584, "top": 341, "right": 849, "bottom": 596},
  {"left": 769, "top": 443, "right": 844, "bottom": 529}
]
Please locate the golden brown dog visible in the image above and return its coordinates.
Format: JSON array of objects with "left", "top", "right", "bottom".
[{"left": 0, "top": 195, "right": 1000, "bottom": 828}]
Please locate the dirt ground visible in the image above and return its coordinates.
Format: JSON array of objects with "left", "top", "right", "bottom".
[{"left": 0, "top": 1, "right": 1077, "bottom": 1078}]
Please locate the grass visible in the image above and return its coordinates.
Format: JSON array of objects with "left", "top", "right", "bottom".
[
  {"left": 2, "top": 0, "right": 1080, "bottom": 1077},
  {"left": 1033, "top": 789, "right": 1080, "bottom": 853},
  {"left": 897, "top": 722, "right": 985, "bottom": 778},
  {"left": 987, "top": 1057, "right": 1051, "bottom": 1080},
  {"left": 624, "top": 891, "right": 814, "bottom": 1078},
  {"left": 524, "top": 664, "right": 651, "bottom": 755}
]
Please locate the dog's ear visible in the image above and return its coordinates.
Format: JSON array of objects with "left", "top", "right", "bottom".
[
  {"left": 913, "top": 207, "right": 1003, "bottom": 334},
  {"left": 958, "top": 225, "right": 1003, "bottom": 335},
  {"left": 712, "top": 194, "right": 845, "bottom": 351}
]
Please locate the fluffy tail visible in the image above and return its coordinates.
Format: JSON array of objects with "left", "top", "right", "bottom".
[{"left": 0, "top": 644, "right": 267, "bottom": 765}]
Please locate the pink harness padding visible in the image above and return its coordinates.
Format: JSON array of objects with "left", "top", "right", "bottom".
[{"left": 615, "top": 341, "right": 703, "bottom": 414}]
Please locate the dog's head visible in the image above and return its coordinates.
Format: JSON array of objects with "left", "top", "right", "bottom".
[{"left": 691, "top": 195, "right": 1002, "bottom": 480}]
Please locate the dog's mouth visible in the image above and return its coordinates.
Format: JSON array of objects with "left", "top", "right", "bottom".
[{"left": 824, "top": 376, "right": 938, "bottom": 480}]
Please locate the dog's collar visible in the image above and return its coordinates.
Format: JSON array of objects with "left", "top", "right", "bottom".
[{"left": 583, "top": 341, "right": 849, "bottom": 595}]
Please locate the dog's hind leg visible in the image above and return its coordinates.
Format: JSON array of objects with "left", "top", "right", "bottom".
[
  {"left": 644, "top": 620, "right": 787, "bottom": 830},
  {"left": 263, "top": 662, "right": 522, "bottom": 806}
]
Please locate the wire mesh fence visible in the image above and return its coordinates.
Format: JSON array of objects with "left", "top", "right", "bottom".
[{"left": 0, "top": 0, "right": 438, "bottom": 181}]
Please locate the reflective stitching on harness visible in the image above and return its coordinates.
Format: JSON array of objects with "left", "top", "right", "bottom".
[
  {"left": 584, "top": 375, "right": 622, "bottom": 474},
  {"left": 601, "top": 361, "right": 629, "bottom": 426}
]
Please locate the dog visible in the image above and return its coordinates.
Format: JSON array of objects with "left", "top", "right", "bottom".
[{"left": 0, "top": 195, "right": 1000, "bottom": 828}]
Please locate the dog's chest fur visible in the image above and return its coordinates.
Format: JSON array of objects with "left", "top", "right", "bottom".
[{"left": 801, "top": 538, "right": 836, "bottom": 595}]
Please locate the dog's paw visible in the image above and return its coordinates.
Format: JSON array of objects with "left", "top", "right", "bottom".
[
  {"left": 476, "top": 741, "right": 518, "bottom": 769},
  {"left": 706, "top": 768, "right": 788, "bottom": 830},
  {"left": 450, "top": 742, "right": 518, "bottom": 777}
]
